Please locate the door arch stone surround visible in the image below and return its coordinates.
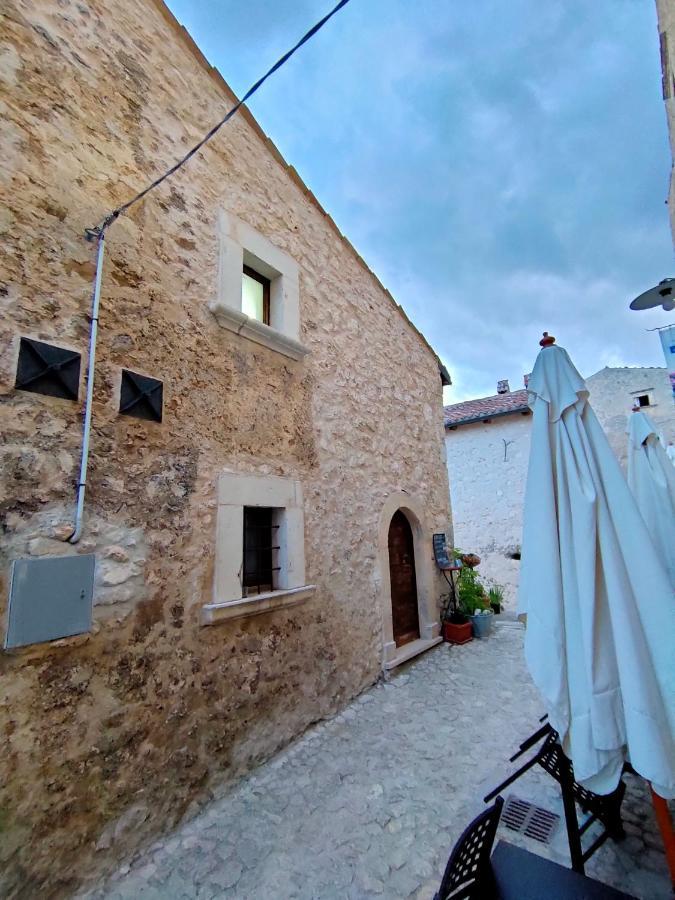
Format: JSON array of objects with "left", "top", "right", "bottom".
[{"left": 377, "top": 492, "right": 443, "bottom": 669}]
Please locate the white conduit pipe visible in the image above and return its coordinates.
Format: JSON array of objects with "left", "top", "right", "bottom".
[{"left": 68, "top": 230, "right": 105, "bottom": 543}]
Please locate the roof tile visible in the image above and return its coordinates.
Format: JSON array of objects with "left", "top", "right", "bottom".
[{"left": 444, "top": 389, "right": 530, "bottom": 427}]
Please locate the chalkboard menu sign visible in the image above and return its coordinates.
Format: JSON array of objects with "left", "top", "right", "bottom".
[{"left": 433, "top": 533, "right": 462, "bottom": 570}]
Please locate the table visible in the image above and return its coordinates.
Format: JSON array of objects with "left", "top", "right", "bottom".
[{"left": 490, "top": 841, "right": 637, "bottom": 899}]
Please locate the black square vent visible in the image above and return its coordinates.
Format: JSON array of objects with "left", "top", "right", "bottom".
[
  {"left": 119, "top": 369, "right": 163, "bottom": 422},
  {"left": 15, "top": 338, "right": 81, "bottom": 401}
]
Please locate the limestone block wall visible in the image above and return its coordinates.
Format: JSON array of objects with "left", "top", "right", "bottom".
[
  {"left": 0, "top": 1, "right": 451, "bottom": 894},
  {"left": 587, "top": 367, "right": 674, "bottom": 469},
  {"left": 444, "top": 413, "right": 531, "bottom": 607}
]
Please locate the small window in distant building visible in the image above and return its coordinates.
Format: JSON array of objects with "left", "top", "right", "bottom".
[
  {"left": 242, "top": 265, "right": 270, "bottom": 325},
  {"left": 637, "top": 394, "right": 650, "bottom": 407},
  {"left": 242, "top": 507, "right": 279, "bottom": 596}
]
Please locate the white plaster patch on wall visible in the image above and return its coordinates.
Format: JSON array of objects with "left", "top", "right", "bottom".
[{"left": 0, "top": 509, "right": 147, "bottom": 618}]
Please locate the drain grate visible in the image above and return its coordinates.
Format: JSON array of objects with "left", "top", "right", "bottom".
[{"left": 502, "top": 795, "right": 560, "bottom": 845}]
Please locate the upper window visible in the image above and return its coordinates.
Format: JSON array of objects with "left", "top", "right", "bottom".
[
  {"left": 242, "top": 266, "right": 270, "bottom": 326},
  {"left": 210, "top": 210, "right": 308, "bottom": 361},
  {"left": 636, "top": 394, "right": 650, "bottom": 408}
]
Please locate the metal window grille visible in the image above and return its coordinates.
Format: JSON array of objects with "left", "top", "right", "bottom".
[{"left": 242, "top": 507, "right": 280, "bottom": 596}]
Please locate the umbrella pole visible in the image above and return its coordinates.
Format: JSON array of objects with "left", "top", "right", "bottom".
[{"left": 650, "top": 787, "right": 675, "bottom": 890}]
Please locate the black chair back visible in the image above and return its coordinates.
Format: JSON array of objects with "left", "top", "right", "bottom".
[{"left": 434, "top": 796, "right": 503, "bottom": 900}]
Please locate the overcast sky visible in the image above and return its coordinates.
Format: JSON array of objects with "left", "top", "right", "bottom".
[{"left": 166, "top": 0, "right": 674, "bottom": 401}]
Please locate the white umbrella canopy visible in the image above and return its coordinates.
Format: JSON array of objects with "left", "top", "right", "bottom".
[
  {"left": 627, "top": 410, "right": 675, "bottom": 584},
  {"left": 518, "top": 335, "right": 675, "bottom": 799}
]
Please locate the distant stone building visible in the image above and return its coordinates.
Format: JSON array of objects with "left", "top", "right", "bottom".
[
  {"left": 0, "top": 0, "right": 451, "bottom": 893},
  {"left": 586, "top": 366, "right": 675, "bottom": 467},
  {"left": 444, "top": 367, "right": 674, "bottom": 607},
  {"left": 656, "top": 0, "right": 675, "bottom": 242}
]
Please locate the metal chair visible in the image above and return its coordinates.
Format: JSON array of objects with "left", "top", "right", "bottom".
[
  {"left": 434, "top": 796, "right": 504, "bottom": 900},
  {"left": 484, "top": 725, "right": 625, "bottom": 874}
]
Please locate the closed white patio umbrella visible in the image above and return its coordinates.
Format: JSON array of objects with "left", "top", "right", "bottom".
[
  {"left": 518, "top": 334, "right": 675, "bottom": 800},
  {"left": 627, "top": 410, "right": 675, "bottom": 584}
]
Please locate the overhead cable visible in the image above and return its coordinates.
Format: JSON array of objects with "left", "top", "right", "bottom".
[{"left": 88, "top": 0, "right": 353, "bottom": 236}]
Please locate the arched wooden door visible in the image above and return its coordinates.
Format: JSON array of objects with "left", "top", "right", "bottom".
[{"left": 388, "top": 510, "right": 420, "bottom": 647}]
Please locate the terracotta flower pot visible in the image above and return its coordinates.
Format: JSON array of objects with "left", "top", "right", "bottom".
[
  {"left": 461, "top": 553, "right": 481, "bottom": 569},
  {"left": 442, "top": 620, "right": 473, "bottom": 645}
]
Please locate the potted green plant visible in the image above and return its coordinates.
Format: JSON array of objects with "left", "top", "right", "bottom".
[
  {"left": 487, "top": 583, "right": 504, "bottom": 615},
  {"left": 441, "top": 597, "right": 473, "bottom": 644},
  {"left": 439, "top": 558, "right": 472, "bottom": 644},
  {"left": 457, "top": 565, "right": 494, "bottom": 638}
]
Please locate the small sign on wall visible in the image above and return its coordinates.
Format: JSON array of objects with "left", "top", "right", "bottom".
[{"left": 433, "top": 533, "right": 461, "bottom": 570}]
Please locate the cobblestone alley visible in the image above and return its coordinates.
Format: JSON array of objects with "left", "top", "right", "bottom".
[{"left": 83, "top": 623, "right": 672, "bottom": 900}]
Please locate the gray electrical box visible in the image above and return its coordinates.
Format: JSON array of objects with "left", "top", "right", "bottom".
[{"left": 5, "top": 554, "right": 95, "bottom": 649}]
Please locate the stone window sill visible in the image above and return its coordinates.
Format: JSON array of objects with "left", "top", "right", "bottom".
[
  {"left": 200, "top": 585, "right": 315, "bottom": 625},
  {"left": 209, "top": 303, "right": 308, "bottom": 361}
]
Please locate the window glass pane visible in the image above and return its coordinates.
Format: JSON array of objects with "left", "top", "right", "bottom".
[
  {"left": 243, "top": 507, "right": 275, "bottom": 595},
  {"left": 242, "top": 272, "right": 265, "bottom": 322}
]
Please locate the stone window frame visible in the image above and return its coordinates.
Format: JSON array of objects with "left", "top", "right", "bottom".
[
  {"left": 209, "top": 210, "right": 309, "bottom": 361},
  {"left": 201, "top": 471, "right": 314, "bottom": 626},
  {"left": 630, "top": 388, "right": 655, "bottom": 409}
]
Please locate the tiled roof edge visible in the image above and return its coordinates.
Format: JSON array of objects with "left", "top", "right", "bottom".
[{"left": 445, "top": 405, "right": 531, "bottom": 428}]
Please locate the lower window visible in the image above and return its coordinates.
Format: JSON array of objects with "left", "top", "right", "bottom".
[{"left": 243, "top": 507, "right": 280, "bottom": 596}]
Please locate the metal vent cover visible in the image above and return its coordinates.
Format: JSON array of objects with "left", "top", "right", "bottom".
[
  {"left": 502, "top": 795, "right": 560, "bottom": 845},
  {"left": 15, "top": 337, "right": 81, "bottom": 401},
  {"left": 119, "top": 369, "right": 163, "bottom": 422}
]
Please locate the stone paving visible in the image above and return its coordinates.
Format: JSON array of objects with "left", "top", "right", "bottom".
[{"left": 83, "top": 623, "right": 672, "bottom": 899}]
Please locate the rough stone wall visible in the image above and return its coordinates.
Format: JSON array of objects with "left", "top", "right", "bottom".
[
  {"left": 444, "top": 413, "right": 531, "bottom": 607},
  {"left": 0, "top": 1, "right": 451, "bottom": 895},
  {"left": 587, "top": 366, "right": 675, "bottom": 468},
  {"left": 656, "top": 0, "right": 675, "bottom": 244}
]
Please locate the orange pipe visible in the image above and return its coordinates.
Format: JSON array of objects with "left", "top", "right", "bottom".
[{"left": 650, "top": 786, "right": 675, "bottom": 889}]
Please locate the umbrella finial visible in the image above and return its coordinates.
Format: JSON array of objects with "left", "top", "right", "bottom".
[{"left": 539, "top": 332, "right": 556, "bottom": 347}]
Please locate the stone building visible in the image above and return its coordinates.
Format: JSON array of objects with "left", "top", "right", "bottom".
[
  {"left": 0, "top": 0, "right": 452, "bottom": 894},
  {"left": 444, "top": 367, "right": 674, "bottom": 607},
  {"left": 656, "top": 0, "right": 675, "bottom": 242},
  {"left": 586, "top": 365, "right": 675, "bottom": 467}
]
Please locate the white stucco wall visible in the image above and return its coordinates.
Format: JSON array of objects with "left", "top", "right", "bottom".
[{"left": 444, "top": 411, "right": 531, "bottom": 608}]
